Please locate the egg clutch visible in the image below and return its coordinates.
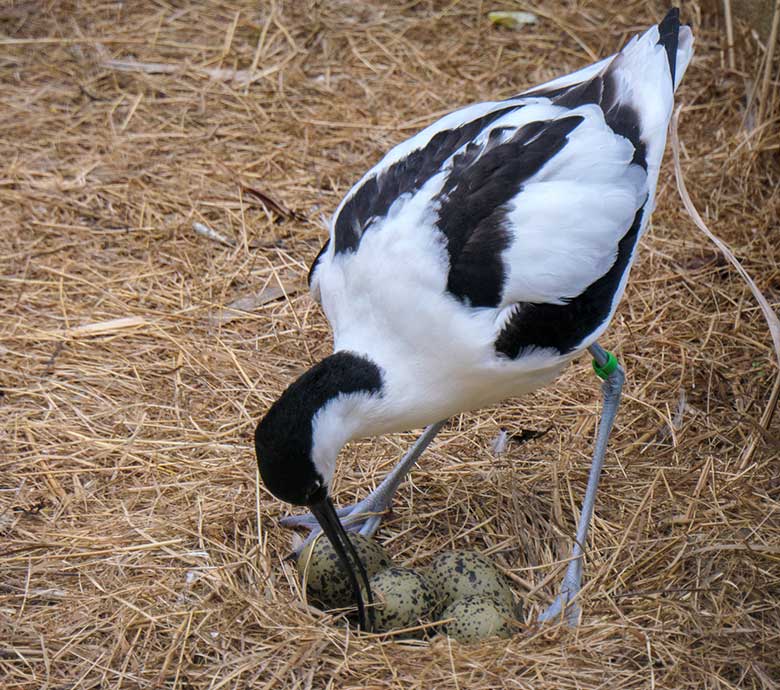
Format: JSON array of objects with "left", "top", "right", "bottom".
[{"left": 297, "top": 534, "right": 521, "bottom": 642}]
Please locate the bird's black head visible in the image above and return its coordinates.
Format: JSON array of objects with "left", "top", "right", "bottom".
[
  {"left": 254, "top": 351, "right": 383, "bottom": 506},
  {"left": 254, "top": 351, "right": 383, "bottom": 631},
  {"left": 254, "top": 395, "right": 321, "bottom": 506}
]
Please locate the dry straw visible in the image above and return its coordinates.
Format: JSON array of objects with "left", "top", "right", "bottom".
[{"left": 2, "top": 2, "right": 779, "bottom": 689}]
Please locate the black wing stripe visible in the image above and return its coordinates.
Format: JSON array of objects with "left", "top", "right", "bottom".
[
  {"left": 517, "top": 70, "right": 648, "bottom": 171},
  {"left": 547, "top": 75, "right": 604, "bottom": 109},
  {"left": 333, "top": 105, "right": 523, "bottom": 255},
  {"left": 599, "top": 72, "right": 647, "bottom": 169},
  {"left": 519, "top": 38, "right": 666, "bottom": 172},
  {"left": 437, "top": 116, "right": 584, "bottom": 308},
  {"left": 495, "top": 203, "right": 646, "bottom": 358},
  {"left": 657, "top": 8, "right": 680, "bottom": 84}
]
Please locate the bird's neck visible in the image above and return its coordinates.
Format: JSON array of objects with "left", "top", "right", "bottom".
[{"left": 269, "top": 351, "right": 386, "bottom": 484}]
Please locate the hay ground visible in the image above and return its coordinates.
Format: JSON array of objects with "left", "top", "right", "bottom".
[{"left": 2, "top": 1, "right": 779, "bottom": 688}]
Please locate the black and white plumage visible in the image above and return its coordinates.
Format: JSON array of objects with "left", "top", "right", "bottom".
[
  {"left": 256, "top": 10, "right": 694, "bottom": 629},
  {"left": 305, "top": 15, "right": 691, "bottom": 430}
]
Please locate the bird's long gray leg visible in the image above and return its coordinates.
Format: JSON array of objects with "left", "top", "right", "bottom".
[
  {"left": 538, "top": 343, "right": 624, "bottom": 625},
  {"left": 281, "top": 420, "right": 448, "bottom": 547}
]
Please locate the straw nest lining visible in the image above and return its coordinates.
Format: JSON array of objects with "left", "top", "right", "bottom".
[{"left": 1, "top": 1, "right": 779, "bottom": 688}]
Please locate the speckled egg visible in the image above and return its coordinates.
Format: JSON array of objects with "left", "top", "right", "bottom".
[
  {"left": 367, "top": 566, "right": 437, "bottom": 634},
  {"left": 441, "top": 594, "right": 518, "bottom": 643},
  {"left": 427, "top": 550, "right": 514, "bottom": 611},
  {"left": 297, "top": 533, "right": 392, "bottom": 609}
]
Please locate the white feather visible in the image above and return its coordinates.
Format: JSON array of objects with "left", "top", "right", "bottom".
[
  {"left": 499, "top": 104, "right": 648, "bottom": 306},
  {"left": 308, "top": 18, "right": 695, "bottom": 440}
]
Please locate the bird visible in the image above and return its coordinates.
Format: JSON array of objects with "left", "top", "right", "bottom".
[{"left": 255, "top": 9, "right": 694, "bottom": 630}]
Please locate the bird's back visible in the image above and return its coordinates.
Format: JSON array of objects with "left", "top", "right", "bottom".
[{"left": 308, "top": 11, "right": 693, "bottom": 419}]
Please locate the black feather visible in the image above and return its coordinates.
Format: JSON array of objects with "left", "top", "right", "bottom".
[
  {"left": 519, "top": 32, "right": 662, "bottom": 171},
  {"left": 657, "top": 8, "right": 680, "bottom": 84},
  {"left": 437, "top": 116, "right": 584, "bottom": 308},
  {"left": 495, "top": 204, "right": 646, "bottom": 358},
  {"left": 600, "top": 71, "right": 647, "bottom": 169},
  {"left": 332, "top": 105, "right": 523, "bottom": 254}
]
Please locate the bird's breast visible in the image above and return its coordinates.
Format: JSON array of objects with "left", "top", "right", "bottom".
[{"left": 337, "top": 333, "right": 572, "bottom": 440}]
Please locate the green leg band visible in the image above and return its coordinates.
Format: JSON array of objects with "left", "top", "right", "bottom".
[{"left": 592, "top": 350, "right": 619, "bottom": 380}]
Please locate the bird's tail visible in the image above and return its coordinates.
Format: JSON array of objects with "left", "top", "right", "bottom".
[
  {"left": 520, "top": 9, "right": 693, "bottom": 99},
  {"left": 621, "top": 8, "right": 694, "bottom": 92},
  {"left": 658, "top": 8, "right": 694, "bottom": 90},
  {"left": 597, "top": 8, "right": 693, "bottom": 180}
]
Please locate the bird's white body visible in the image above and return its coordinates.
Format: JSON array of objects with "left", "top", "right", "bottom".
[
  {"left": 317, "top": 213, "right": 571, "bottom": 431},
  {"left": 308, "top": 20, "right": 694, "bottom": 455},
  {"left": 257, "top": 11, "right": 694, "bottom": 626}
]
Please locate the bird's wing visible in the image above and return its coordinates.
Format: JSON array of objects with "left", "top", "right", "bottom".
[
  {"left": 451, "top": 108, "right": 647, "bottom": 305},
  {"left": 491, "top": 10, "right": 694, "bottom": 356},
  {"left": 311, "top": 11, "right": 694, "bottom": 357},
  {"left": 307, "top": 99, "right": 528, "bottom": 303}
]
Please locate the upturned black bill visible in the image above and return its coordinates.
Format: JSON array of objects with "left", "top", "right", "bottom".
[{"left": 309, "top": 493, "right": 375, "bottom": 631}]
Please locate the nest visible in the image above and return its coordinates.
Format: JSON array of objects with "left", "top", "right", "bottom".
[{"left": 1, "top": 1, "right": 779, "bottom": 688}]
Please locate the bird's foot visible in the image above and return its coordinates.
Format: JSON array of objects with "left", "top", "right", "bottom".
[
  {"left": 538, "top": 559, "right": 582, "bottom": 626},
  {"left": 280, "top": 492, "right": 392, "bottom": 556}
]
